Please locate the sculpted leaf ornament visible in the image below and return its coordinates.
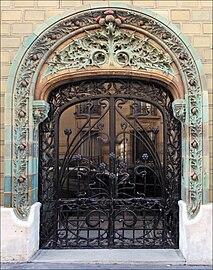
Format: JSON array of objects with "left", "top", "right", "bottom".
[{"left": 44, "top": 14, "right": 174, "bottom": 77}]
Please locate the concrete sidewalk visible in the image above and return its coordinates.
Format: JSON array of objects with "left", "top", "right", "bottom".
[{"left": 1, "top": 263, "right": 212, "bottom": 270}]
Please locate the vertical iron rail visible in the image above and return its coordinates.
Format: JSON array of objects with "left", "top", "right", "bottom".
[{"left": 108, "top": 96, "right": 116, "bottom": 247}]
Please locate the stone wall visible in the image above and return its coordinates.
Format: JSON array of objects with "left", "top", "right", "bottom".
[{"left": 1, "top": 0, "right": 212, "bottom": 205}]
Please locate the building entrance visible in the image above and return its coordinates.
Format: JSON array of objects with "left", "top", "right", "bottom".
[{"left": 39, "top": 79, "right": 181, "bottom": 249}]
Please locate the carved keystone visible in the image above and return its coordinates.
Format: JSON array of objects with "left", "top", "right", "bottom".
[
  {"left": 172, "top": 99, "right": 186, "bottom": 124},
  {"left": 33, "top": 100, "right": 50, "bottom": 126}
]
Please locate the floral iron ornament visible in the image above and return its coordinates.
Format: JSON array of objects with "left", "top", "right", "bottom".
[
  {"left": 10, "top": 7, "right": 205, "bottom": 219},
  {"left": 44, "top": 9, "right": 173, "bottom": 77}
]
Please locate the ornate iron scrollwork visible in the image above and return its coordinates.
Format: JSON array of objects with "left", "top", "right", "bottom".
[{"left": 39, "top": 79, "right": 181, "bottom": 248}]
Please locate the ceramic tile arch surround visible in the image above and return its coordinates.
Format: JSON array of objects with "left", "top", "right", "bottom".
[{"left": 2, "top": 3, "right": 212, "bottom": 264}]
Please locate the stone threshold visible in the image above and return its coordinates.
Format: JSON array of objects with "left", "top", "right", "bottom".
[{"left": 30, "top": 249, "right": 186, "bottom": 265}]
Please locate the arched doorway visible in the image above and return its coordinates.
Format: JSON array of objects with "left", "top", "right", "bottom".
[
  {"left": 3, "top": 3, "right": 211, "bottom": 263},
  {"left": 39, "top": 78, "right": 181, "bottom": 248}
]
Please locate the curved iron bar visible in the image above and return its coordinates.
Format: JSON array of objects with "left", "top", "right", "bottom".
[
  {"left": 115, "top": 98, "right": 164, "bottom": 184},
  {"left": 116, "top": 98, "right": 163, "bottom": 160},
  {"left": 60, "top": 130, "right": 107, "bottom": 180},
  {"left": 59, "top": 208, "right": 108, "bottom": 240},
  {"left": 62, "top": 99, "right": 109, "bottom": 159},
  {"left": 60, "top": 162, "right": 91, "bottom": 189},
  {"left": 134, "top": 164, "right": 162, "bottom": 186},
  {"left": 59, "top": 98, "right": 110, "bottom": 178}
]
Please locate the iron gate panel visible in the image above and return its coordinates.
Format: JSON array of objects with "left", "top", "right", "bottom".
[{"left": 39, "top": 79, "right": 181, "bottom": 249}]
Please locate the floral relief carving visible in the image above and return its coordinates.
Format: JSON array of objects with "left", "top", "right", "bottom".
[
  {"left": 44, "top": 9, "right": 173, "bottom": 76},
  {"left": 12, "top": 8, "right": 204, "bottom": 219},
  {"left": 13, "top": 125, "right": 30, "bottom": 218}
]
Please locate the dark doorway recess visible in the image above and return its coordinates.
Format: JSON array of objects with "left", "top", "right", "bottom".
[{"left": 39, "top": 79, "right": 181, "bottom": 249}]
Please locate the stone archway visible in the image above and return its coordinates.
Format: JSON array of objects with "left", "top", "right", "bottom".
[{"left": 3, "top": 3, "right": 211, "bottom": 263}]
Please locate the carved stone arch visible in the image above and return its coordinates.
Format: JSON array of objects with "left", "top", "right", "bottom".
[{"left": 5, "top": 3, "right": 209, "bottom": 221}]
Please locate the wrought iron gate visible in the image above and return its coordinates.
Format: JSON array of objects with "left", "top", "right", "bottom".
[{"left": 39, "top": 79, "right": 181, "bottom": 248}]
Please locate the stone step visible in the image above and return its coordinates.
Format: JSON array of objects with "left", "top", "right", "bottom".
[{"left": 31, "top": 249, "right": 185, "bottom": 265}]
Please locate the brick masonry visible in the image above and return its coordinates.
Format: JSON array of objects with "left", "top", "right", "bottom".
[{"left": 0, "top": 0, "right": 212, "bottom": 204}]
